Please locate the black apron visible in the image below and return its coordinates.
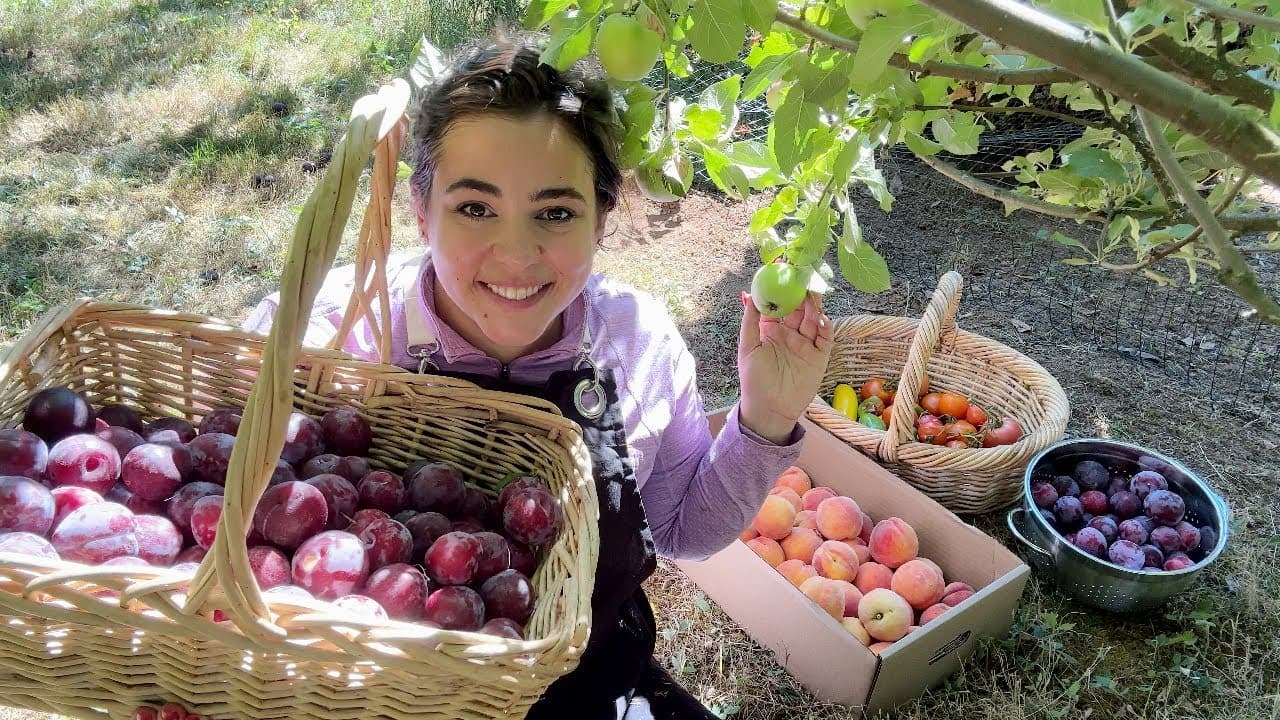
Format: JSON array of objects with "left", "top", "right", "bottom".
[{"left": 432, "top": 364, "right": 659, "bottom": 718}]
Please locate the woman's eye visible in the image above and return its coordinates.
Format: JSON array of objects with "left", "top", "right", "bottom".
[
  {"left": 538, "top": 207, "right": 576, "bottom": 223},
  {"left": 457, "top": 202, "right": 492, "bottom": 219}
]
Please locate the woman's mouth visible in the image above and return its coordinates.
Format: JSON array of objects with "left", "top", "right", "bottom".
[{"left": 482, "top": 282, "right": 551, "bottom": 306}]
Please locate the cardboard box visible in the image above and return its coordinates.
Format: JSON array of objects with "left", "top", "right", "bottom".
[{"left": 674, "top": 410, "right": 1030, "bottom": 717}]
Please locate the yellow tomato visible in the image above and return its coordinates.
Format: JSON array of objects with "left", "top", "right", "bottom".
[{"left": 833, "top": 383, "right": 859, "bottom": 419}]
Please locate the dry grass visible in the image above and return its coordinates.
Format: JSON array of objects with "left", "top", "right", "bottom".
[{"left": 2, "top": 2, "right": 1279, "bottom": 719}]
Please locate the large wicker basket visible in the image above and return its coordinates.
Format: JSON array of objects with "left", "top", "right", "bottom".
[
  {"left": 806, "top": 271, "right": 1071, "bottom": 514},
  {"left": 0, "top": 80, "right": 598, "bottom": 720}
]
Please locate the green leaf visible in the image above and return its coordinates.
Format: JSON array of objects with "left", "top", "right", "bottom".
[
  {"left": 789, "top": 205, "right": 833, "bottom": 267},
  {"left": 808, "top": 55, "right": 855, "bottom": 109},
  {"left": 904, "top": 131, "right": 943, "bottom": 156},
  {"left": 396, "top": 161, "right": 412, "bottom": 181},
  {"left": 523, "top": 0, "right": 576, "bottom": 30},
  {"left": 744, "top": 30, "right": 796, "bottom": 66},
  {"left": 542, "top": 11, "right": 598, "bottom": 70},
  {"left": 1050, "top": 0, "right": 1110, "bottom": 34},
  {"left": 750, "top": 185, "right": 796, "bottom": 233},
  {"left": 742, "top": 52, "right": 792, "bottom": 99},
  {"left": 1118, "top": 5, "right": 1167, "bottom": 37},
  {"left": 704, "top": 147, "right": 751, "bottom": 200},
  {"left": 688, "top": 0, "right": 746, "bottom": 64},
  {"left": 931, "top": 114, "right": 981, "bottom": 155},
  {"left": 851, "top": 8, "right": 934, "bottom": 96},
  {"left": 726, "top": 141, "right": 783, "bottom": 188},
  {"left": 408, "top": 35, "right": 447, "bottom": 92},
  {"left": 768, "top": 86, "right": 816, "bottom": 176},
  {"left": 759, "top": 229, "right": 786, "bottom": 263},
  {"left": 1050, "top": 231, "right": 1089, "bottom": 252},
  {"left": 620, "top": 94, "right": 657, "bottom": 168},
  {"left": 741, "top": 0, "right": 777, "bottom": 33},
  {"left": 685, "top": 106, "right": 726, "bottom": 143},
  {"left": 837, "top": 212, "right": 890, "bottom": 292},
  {"left": 1063, "top": 147, "right": 1127, "bottom": 184},
  {"left": 1271, "top": 93, "right": 1280, "bottom": 130}
]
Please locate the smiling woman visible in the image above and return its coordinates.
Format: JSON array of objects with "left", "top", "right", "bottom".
[{"left": 243, "top": 24, "right": 834, "bottom": 720}]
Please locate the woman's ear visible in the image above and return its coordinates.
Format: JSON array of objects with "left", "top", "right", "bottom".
[{"left": 412, "top": 192, "right": 431, "bottom": 242}]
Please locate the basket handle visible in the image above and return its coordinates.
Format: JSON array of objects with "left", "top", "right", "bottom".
[
  {"left": 325, "top": 106, "right": 408, "bottom": 365},
  {"left": 877, "top": 271, "right": 963, "bottom": 462},
  {"left": 183, "top": 80, "right": 413, "bottom": 642}
]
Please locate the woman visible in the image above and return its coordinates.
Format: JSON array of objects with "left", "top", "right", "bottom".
[{"left": 245, "top": 27, "right": 834, "bottom": 719}]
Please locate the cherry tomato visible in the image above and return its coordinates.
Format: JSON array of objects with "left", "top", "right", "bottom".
[
  {"left": 920, "top": 392, "right": 943, "bottom": 416},
  {"left": 860, "top": 378, "right": 885, "bottom": 401},
  {"left": 916, "top": 417, "right": 944, "bottom": 443},
  {"left": 881, "top": 408, "right": 893, "bottom": 426},
  {"left": 941, "top": 420, "right": 978, "bottom": 444},
  {"left": 915, "top": 412, "right": 940, "bottom": 428},
  {"left": 982, "top": 417, "right": 1024, "bottom": 447},
  {"left": 881, "top": 379, "right": 899, "bottom": 406},
  {"left": 944, "top": 439, "right": 968, "bottom": 449},
  {"left": 937, "top": 392, "right": 970, "bottom": 420},
  {"left": 858, "top": 396, "right": 886, "bottom": 416},
  {"left": 965, "top": 404, "right": 988, "bottom": 427}
]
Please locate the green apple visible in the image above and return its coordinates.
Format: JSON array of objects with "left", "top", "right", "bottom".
[
  {"left": 751, "top": 262, "right": 809, "bottom": 318},
  {"left": 596, "top": 14, "right": 661, "bottom": 82}
]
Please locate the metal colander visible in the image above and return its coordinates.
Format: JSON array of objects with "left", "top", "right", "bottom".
[{"left": 1006, "top": 438, "right": 1230, "bottom": 613}]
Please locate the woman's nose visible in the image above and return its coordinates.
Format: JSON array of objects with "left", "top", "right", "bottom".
[{"left": 490, "top": 224, "right": 541, "bottom": 265}]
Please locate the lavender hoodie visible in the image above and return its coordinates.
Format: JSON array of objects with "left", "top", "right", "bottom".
[{"left": 244, "top": 251, "right": 804, "bottom": 561}]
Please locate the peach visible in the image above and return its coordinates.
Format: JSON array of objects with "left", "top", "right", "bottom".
[
  {"left": 858, "top": 511, "right": 874, "bottom": 544},
  {"left": 916, "top": 557, "right": 945, "bottom": 583},
  {"left": 891, "top": 559, "right": 944, "bottom": 610},
  {"left": 904, "top": 625, "right": 921, "bottom": 635},
  {"left": 739, "top": 525, "right": 759, "bottom": 542},
  {"left": 832, "top": 579, "right": 862, "bottom": 617},
  {"left": 802, "top": 486, "right": 838, "bottom": 512},
  {"left": 941, "top": 590, "right": 974, "bottom": 607},
  {"left": 853, "top": 561, "right": 894, "bottom": 595},
  {"left": 799, "top": 576, "right": 845, "bottom": 620},
  {"left": 812, "top": 540, "right": 861, "bottom": 582},
  {"left": 768, "top": 486, "right": 803, "bottom": 513},
  {"left": 774, "top": 466, "right": 812, "bottom": 496},
  {"left": 868, "top": 641, "right": 894, "bottom": 655},
  {"left": 794, "top": 510, "right": 819, "bottom": 531},
  {"left": 868, "top": 517, "right": 919, "bottom": 569},
  {"left": 858, "top": 588, "right": 913, "bottom": 642},
  {"left": 746, "top": 536, "right": 786, "bottom": 568},
  {"left": 777, "top": 559, "right": 817, "bottom": 588},
  {"left": 753, "top": 495, "right": 797, "bottom": 540},
  {"left": 943, "top": 581, "right": 975, "bottom": 596},
  {"left": 781, "top": 527, "right": 824, "bottom": 563},
  {"left": 919, "top": 603, "right": 950, "bottom": 625},
  {"left": 842, "top": 540, "right": 872, "bottom": 565},
  {"left": 815, "top": 496, "right": 863, "bottom": 541},
  {"left": 840, "top": 616, "right": 872, "bottom": 646}
]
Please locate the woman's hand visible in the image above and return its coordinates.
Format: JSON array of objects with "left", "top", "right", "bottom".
[{"left": 736, "top": 290, "right": 835, "bottom": 445}]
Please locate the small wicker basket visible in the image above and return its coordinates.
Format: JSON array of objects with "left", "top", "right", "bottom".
[
  {"left": 0, "top": 80, "right": 598, "bottom": 720},
  {"left": 806, "top": 271, "right": 1071, "bottom": 514}
]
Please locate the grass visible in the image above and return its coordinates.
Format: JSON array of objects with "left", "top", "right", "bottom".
[{"left": 2, "top": 2, "right": 1278, "bottom": 720}]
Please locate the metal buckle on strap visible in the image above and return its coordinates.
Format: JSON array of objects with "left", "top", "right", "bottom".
[{"left": 572, "top": 321, "right": 605, "bottom": 420}]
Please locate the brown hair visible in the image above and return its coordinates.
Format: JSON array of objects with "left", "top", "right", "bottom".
[{"left": 407, "top": 27, "right": 623, "bottom": 217}]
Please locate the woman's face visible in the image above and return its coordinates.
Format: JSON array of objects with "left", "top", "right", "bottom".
[{"left": 416, "top": 112, "right": 603, "bottom": 364}]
